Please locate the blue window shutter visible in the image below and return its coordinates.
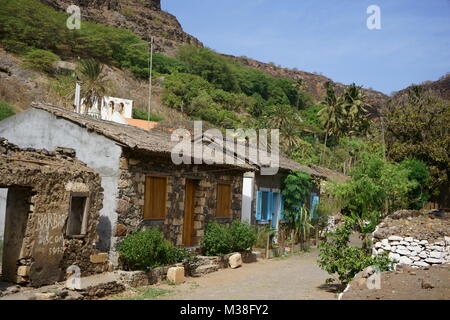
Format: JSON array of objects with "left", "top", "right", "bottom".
[
  {"left": 268, "top": 192, "right": 274, "bottom": 221},
  {"left": 311, "top": 195, "right": 320, "bottom": 220},
  {"left": 279, "top": 194, "right": 284, "bottom": 221},
  {"left": 256, "top": 191, "right": 263, "bottom": 221}
]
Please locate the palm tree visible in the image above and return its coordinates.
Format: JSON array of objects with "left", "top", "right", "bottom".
[
  {"left": 77, "top": 59, "right": 109, "bottom": 114},
  {"left": 294, "top": 78, "right": 306, "bottom": 109},
  {"left": 317, "top": 82, "right": 343, "bottom": 163},
  {"left": 341, "top": 83, "right": 369, "bottom": 136}
]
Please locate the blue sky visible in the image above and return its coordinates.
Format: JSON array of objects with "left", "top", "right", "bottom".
[{"left": 162, "top": 0, "right": 450, "bottom": 95}]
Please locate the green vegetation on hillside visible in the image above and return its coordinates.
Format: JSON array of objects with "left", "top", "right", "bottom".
[{"left": 0, "top": 101, "right": 16, "bottom": 121}]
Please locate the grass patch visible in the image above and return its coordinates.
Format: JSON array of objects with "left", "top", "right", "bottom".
[
  {"left": 0, "top": 101, "right": 16, "bottom": 121},
  {"left": 113, "top": 287, "right": 172, "bottom": 300}
]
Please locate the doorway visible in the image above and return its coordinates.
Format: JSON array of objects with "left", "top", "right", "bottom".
[
  {"left": 1, "top": 187, "right": 31, "bottom": 282},
  {"left": 183, "top": 179, "right": 197, "bottom": 247}
]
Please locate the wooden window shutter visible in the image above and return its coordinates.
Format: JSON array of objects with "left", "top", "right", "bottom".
[
  {"left": 144, "top": 176, "right": 167, "bottom": 220},
  {"left": 216, "top": 183, "right": 232, "bottom": 218}
]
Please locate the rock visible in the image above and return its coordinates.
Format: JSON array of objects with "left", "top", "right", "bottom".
[
  {"left": 419, "top": 240, "right": 428, "bottom": 245},
  {"left": 425, "top": 258, "right": 442, "bottom": 264},
  {"left": 396, "top": 245, "right": 407, "bottom": 250},
  {"left": 381, "top": 239, "right": 389, "bottom": 246},
  {"left": 429, "top": 251, "right": 442, "bottom": 259},
  {"left": 404, "top": 237, "right": 414, "bottom": 242},
  {"left": 399, "top": 256, "right": 413, "bottom": 265},
  {"left": 390, "top": 241, "right": 401, "bottom": 245},
  {"left": 413, "top": 239, "right": 420, "bottom": 243},
  {"left": 377, "top": 249, "right": 384, "bottom": 255},
  {"left": 17, "top": 266, "right": 30, "bottom": 277},
  {"left": 90, "top": 253, "right": 109, "bottom": 264},
  {"left": 388, "top": 236, "right": 403, "bottom": 241},
  {"left": 445, "top": 236, "right": 450, "bottom": 246},
  {"left": 410, "top": 256, "right": 420, "bottom": 261},
  {"left": 115, "top": 224, "right": 127, "bottom": 237},
  {"left": 374, "top": 242, "right": 382, "bottom": 249},
  {"left": 396, "top": 249, "right": 411, "bottom": 256},
  {"left": 400, "top": 241, "right": 409, "bottom": 246},
  {"left": 413, "top": 261, "right": 430, "bottom": 268},
  {"left": 193, "top": 264, "right": 219, "bottom": 276},
  {"left": 430, "top": 246, "right": 443, "bottom": 252},
  {"left": 382, "top": 244, "right": 392, "bottom": 251},
  {"left": 167, "top": 267, "right": 185, "bottom": 284},
  {"left": 419, "top": 251, "right": 428, "bottom": 259},
  {"left": 389, "top": 252, "right": 401, "bottom": 262},
  {"left": 6, "top": 286, "right": 20, "bottom": 294},
  {"left": 229, "top": 253, "right": 243, "bottom": 269},
  {"left": 420, "top": 280, "right": 434, "bottom": 289},
  {"left": 35, "top": 292, "right": 57, "bottom": 300}
]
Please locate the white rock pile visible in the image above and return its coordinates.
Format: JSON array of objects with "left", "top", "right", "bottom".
[{"left": 373, "top": 236, "right": 450, "bottom": 268}]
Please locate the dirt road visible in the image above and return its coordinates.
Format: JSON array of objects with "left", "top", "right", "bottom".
[{"left": 152, "top": 249, "right": 337, "bottom": 300}]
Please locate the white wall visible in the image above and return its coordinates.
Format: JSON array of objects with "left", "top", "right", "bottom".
[
  {"left": 241, "top": 176, "right": 254, "bottom": 224},
  {"left": 0, "top": 109, "right": 123, "bottom": 263},
  {"left": 0, "top": 188, "right": 6, "bottom": 240}
]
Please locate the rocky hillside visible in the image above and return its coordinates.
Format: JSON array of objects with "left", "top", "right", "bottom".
[
  {"left": 393, "top": 73, "right": 450, "bottom": 101},
  {"left": 39, "top": 0, "right": 202, "bottom": 56},
  {"left": 38, "top": 0, "right": 388, "bottom": 110},
  {"left": 225, "top": 54, "right": 389, "bottom": 113}
]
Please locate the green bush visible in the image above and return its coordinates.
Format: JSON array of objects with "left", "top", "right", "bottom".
[
  {"left": 0, "top": 101, "right": 16, "bottom": 121},
  {"left": 201, "top": 222, "right": 257, "bottom": 256},
  {"left": 118, "top": 228, "right": 180, "bottom": 270},
  {"left": 22, "top": 48, "right": 59, "bottom": 73},
  {"left": 132, "top": 108, "right": 165, "bottom": 122},
  {"left": 229, "top": 221, "right": 257, "bottom": 252},
  {"left": 200, "top": 223, "right": 232, "bottom": 256},
  {"left": 318, "top": 222, "right": 393, "bottom": 286}
]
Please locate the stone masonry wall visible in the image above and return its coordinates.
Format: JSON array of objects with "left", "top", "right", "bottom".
[
  {"left": 115, "top": 151, "right": 243, "bottom": 246},
  {"left": 0, "top": 139, "right": 108, "bottom": 286}
]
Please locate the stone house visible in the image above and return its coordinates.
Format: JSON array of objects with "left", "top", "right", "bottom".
[
  {"left": 0, "top": 103, "right": 253, "bottom": 266},
  {"left": 0, "top": 139, "right": 107, "bottom": 287}
]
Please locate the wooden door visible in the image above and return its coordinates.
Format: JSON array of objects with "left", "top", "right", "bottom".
[{"left": 183, "top": 179, "right": 196, "bottom": 246}]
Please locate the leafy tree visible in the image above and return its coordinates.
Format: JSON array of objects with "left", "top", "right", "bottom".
[
  {"left": 385, "top": 86, "right": 450, "bottom": 201},
  {"left": 340, "top": 83, "right": 370, "bottom": 137},
  {"left": 318, "top": 222, "right": 393, "bottom": 287},
  {"left": 399, "top": 159, "right": 430, "bottom": 209},
  {"left": 281, "top": 172, "right": 314, "bottom": 249}
]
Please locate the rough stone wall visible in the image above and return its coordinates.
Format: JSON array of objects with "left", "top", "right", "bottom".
[
  {"left": 115, "top": 151, "right": 243, "bottom": 246},
  {"left": 0, "top": 139, "right": 107, "bottom": 286},
  {"left": 372, "top": 210, "right": 450, "bottom": 268}
]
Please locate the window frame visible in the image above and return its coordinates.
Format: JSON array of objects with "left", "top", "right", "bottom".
[
  {"left": 143, "top": 174, "right": 168, "bottom": 221},
  {"left": 66, "top": 192, "right": 90, "bottom": 238}
]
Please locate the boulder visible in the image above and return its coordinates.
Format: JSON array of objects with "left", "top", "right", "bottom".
[
  {"left": 396, "top": 249, "right": 411, "bottom": 256},
  {"left": 388, "top": 236, "right": 403, "bottom": 241},
  {"left": 229, "top": 253, "right": 243, "bottom": 269},
  {"left": 404, "top": 237, "right": 414, "bottom": 242},
  {"left": 419, "top": 251, "right": 428, "bottom": 259}
]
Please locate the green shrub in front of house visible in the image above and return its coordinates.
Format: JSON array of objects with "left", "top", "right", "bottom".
[
  {"left": 229, "top": 221, "right": 257, "bottom": 252},
  {"left": 118, "top": 228, "right": 189, "bottom": 271},
  {"left": 201, "top": 221, "right": 256, "bottom": 256}
]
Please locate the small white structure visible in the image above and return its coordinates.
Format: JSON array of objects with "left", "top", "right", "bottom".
[{"left": 78, "top": 96, "right": 133, "bottom": 125}]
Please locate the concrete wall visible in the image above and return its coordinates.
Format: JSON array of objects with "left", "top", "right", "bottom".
[{"left": 0, "top": 109, "right": 122, "bottom": 262}]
